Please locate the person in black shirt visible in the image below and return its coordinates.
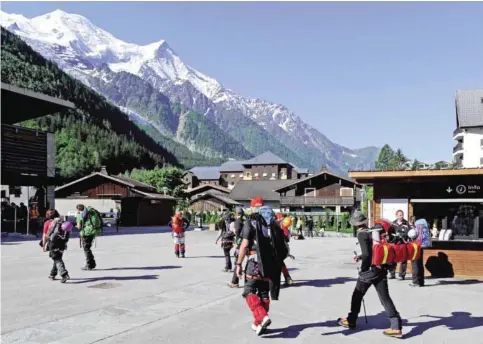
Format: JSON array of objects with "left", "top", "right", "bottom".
[
  {"left": 389, "top": 210, "right": 410, "bottom": 280},
  {"left": 216, "top": 209, "right": 235, "bottom": 272},
  {"left": 235, "top": 198, "right": 283, "bottom": 336},
  {"left": 338, "top": 211, "right": 403, "bottom": 338}
]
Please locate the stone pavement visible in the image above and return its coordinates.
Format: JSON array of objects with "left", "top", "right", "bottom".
[{"left": 2, "top": 231, "right": 482, "bottom": 343}]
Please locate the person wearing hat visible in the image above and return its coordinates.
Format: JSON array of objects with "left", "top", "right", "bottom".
[
  {"left": 228, "top": 206, "right": 246, "bottom": 288},
  {"left": 235, "top": 197, "right": 282, "bottom": 335},
  {"left": 338, "top": 211, "right": 403, "bottom": 339}
]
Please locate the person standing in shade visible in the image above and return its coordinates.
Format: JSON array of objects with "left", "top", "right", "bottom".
[
  {"left": 338, "top": 211, "right": 403, "bottom": 338},
  {"left": 228, "top": 206, "right": 245, "bottom": 288},
  {"left": 408, "top": 218, "right": 430, "bottom": 287},
  {"left": 388, "top": 210, "right": 410, "bottom": 280},
  {"left": 306, "top": 215, "right": 314, "bottom": 238}
]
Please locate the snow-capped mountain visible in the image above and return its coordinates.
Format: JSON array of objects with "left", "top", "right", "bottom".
[{"left": 0, "top": 9, "right": 378, "bottom": 172}]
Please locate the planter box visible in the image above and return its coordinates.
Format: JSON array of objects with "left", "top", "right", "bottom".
[{"left": 208, "top": 224, "right": 216, "bottom": 231}]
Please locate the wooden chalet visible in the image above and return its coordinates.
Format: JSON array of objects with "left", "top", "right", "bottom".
[
  {"left": 349, "top": 168, "right": 483, "bottom": 277},
  {"left": 55, "top": 167, "right": 178, "bottom": 226},
  {"left": 185, "top": 184, "right": 239, "bottom": 212},
  {"left": 274, "top": 169, "right": 362, "bottom": 213}
]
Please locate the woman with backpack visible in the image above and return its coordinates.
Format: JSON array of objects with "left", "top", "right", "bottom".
[
  {"left": 42, "top": 209, "right": 71, "bottom": 283},
  {"left": 407, "top": 218, "right": 430, "bottom": 287}
]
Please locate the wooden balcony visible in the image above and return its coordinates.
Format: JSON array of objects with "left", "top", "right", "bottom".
[{"left": 280, "top": 196, "right": 355, "bottom": 207}]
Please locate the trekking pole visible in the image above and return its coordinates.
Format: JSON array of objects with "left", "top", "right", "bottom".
[{"left": 354, "top": 251, "right": 368, "bottom": 324}]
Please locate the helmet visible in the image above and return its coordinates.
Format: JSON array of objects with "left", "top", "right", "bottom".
[{"left": 408, "top": 228, "right": 418, "bottom": 240}]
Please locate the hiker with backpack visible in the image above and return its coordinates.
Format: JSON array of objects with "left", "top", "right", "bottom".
[
  {"left": 228, "top": 206, "right": 245, "bottom": 288},
  {"left": 388, "top": 210, "right": 410, "bottom": 280},
  {"left": 407, "top": 218, "right": 430, "bottom": 287},
  {"left": 337, "top": 211, "right": 403, "bottom": 339},
  {"left": 216, "top": 209, "right": 235, "bottom": 272},
  {"left": 169, "top": 210, "right": 189, "bottom": 258},
  {"left": 41, "top": 209, "right": 71, "bottom": 283},
  {"left": 235, "top": 197, "right": 288, "bottom": 335},
  {"left": 76, "top": 204, "right": 103, "bottom": 270}
]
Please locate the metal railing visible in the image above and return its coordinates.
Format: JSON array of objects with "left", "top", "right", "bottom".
[
  {"left": 280, "top": 196, "right": 355, "bottom": 206},
  {"left": 453, "top": 142, "right": 463, "bottom": 153},
  {"left": 453, "top": 127, "right": 463, "bottom": 137}
]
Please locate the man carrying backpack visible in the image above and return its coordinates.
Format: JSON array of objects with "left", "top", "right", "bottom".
[
  {"left": 169, "top": 210, "right": 189, "bottom": 258},
  {"left": 337, "top": 211, "right": 403, "bottom": 338},
  {"left": 235, "top": 198, "right": 288, "bottom": 335},
  {"left": 76, "top": 204, "right": 102, "bottom": 270}
]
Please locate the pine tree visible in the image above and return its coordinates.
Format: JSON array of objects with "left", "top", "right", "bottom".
[{"left": 375, "top": 144, "right": 395, "bottom": 170}]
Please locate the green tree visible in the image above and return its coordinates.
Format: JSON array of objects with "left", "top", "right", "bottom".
[
  {"left": 128, "top": 166, "right": 186, "bottom": 197},
  {"left": 375, "top": 144, "right": 395, "bottom": 170},
  {"left": 390, "top": 148, "right": 409, "bottom": 170},
  {"left": 411, "top": 159, "right": 421, "bottom": 170}
]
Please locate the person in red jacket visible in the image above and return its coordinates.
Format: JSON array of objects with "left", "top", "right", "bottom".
[{"left": 169, "top": 210, "right": 189, "bottom": 258}]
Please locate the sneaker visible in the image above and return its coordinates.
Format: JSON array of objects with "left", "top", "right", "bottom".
[
  {"left": 389, "top": 275, "right": 396, "bottom": 280},
  {"left": 409, "top": 283, "right": 423, "bottom": 287},
  {"left": 222, "top": 268, "right": 230, "bottom": 272},
  {"left": 337, "top": 318, "right": 356, "bottom": 329},
  {"left": 48, "top": 276, "right": 56, "bottom": 281},
  {"left": 284, "top": 277, "right": 294, "bottom": 286},
  {"left": 398, "top": 276, "right": 406, "bottom": 281},
  {"left": 228, "top": 282, "right": 239, "bottom": 288},
  {"left": 81, "top": 266, "right": 94, "bottom": 271},
  {"left": 253, "top": 316, "right": 271, "bottom": 336},
  {"left": 383, "top": 329, "right": 403, "bottom": 338},
  {"left": 61, "top": 274, "right": 70, "bottom": 283},
  {"left": 180, "top": 254, "right": 185, "bottom": 258}
]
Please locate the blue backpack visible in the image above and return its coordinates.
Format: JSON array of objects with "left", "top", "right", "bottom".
[
  {"left": 258, "top": 206, "right": 275, "bottom": 237},
  {"left": 414, "top": 219, "right": 431, "bottom": 248}
]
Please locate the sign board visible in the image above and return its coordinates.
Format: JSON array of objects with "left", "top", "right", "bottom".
[{"left": 381, "top": 199, "right": 408, "bottom": 222}]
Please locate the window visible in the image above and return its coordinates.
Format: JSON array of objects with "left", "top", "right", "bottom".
[
  {"left": 272, "top": 172, "right": 276, "bottom": 177},
  {"left": 262, "top": 172, "right": 267, "bottom": 177},
  {"left": 304, "top": 188, "right": 316, "bottom": 197},
  {"left": 239, "top": 174, "right": 243, "bottom": 178},
  {"left": 254, "top": 173, "right": 259, "bottom": 177},
  {"left": 230, "top": 174, "right": 235, "bottom": 178}
]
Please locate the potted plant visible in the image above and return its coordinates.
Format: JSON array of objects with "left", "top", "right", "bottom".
[{"left": 208, "top": 212, "right": 217, "bottom": 231}]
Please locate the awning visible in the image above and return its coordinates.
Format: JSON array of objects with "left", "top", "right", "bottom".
[{"left": 411, "top": 199, "right": 483, "bottom": 203}]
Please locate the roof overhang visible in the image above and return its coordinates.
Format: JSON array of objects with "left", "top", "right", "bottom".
[
  {"left": 349, "top": 169, "right": 483, "bottom": 184},
  {"left": 1, "top": 82, "right": 75, "bottom": 124},
  {"left": 274, "top": 171, "right": 357, "bottom": 193}
]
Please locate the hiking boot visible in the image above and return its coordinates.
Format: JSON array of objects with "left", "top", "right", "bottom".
[
  {"left": 252, "top": 316, "right": 271, "bottom": 335},
  {"left": 284, "top": 277, "right": 294, "bottom": 286},
  {"left": 227, "top": 282, "right": 239, "bottom": 288},
  {"left": 48, "top": 276, "right": 56, "bottom": 281},
  {"left": 398, "top": 276, "right": 406, "bottom": 281},
  {"left": 180, "top": 254, "right": 185, "bottom": 258},
  {"left": 337, "top": 318, "right": 356, "bottom": 329},
  {"left": 61, "top": 274, "right": 70, "bottom": 283},
  {"left": 383, "top": 329, "right": 403, "bottom": 338},
  {"left": 389, "top": 274, "right": 396, "bottom": 280},
  {"left": 175, "top": 253, "right": 179, "bottom": 258}
]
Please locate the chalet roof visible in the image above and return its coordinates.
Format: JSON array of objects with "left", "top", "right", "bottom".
[
  {"left": 274, "top": 169, "right": 357, "bottom": 193},
  {"left": 55, "top": 170, "right": 157, "bottom": 193},
  {"left": 191, "top": 192, "right": 241, "bottom": 206},
  {"left": 348, "top": 168, "right": 483, "bottom": 181},
  {"left": 229, "top": 179, "right": 293, "bottom": 201},
  {"left": 132, "top": 189, "right": 177, "bottom": 200},
  {"left": 188, "top": 166, "right": 220, "bottom": 180},
  {"left": 293, "top": 165, "right": 309, "bottom": 174},
  {"left": 456, "top": 89, "right": 483, "bottom": 128},
  {"left": 219, "top": 160, "right": 246, "bottom": 172},
  {"left": 185, "top": 184, "right": 230, "bottom": 196},
  {"left": 242, "top": 151, "right": 289, "bottom": 166}
]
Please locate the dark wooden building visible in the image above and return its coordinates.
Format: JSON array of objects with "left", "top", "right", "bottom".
[
  {"left": 55, "top": 167, "right": 177, "bottom": 226},
  {"left": 349, "top": 168, "right": 483, "bottom": 277},
  {"left": 275, "top": 169, "right": 361, "bottom": 213}
]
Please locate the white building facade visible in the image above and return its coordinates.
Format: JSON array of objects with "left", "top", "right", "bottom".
[{"left": 453, "top": 90, "right": 483, "bottom": 168}]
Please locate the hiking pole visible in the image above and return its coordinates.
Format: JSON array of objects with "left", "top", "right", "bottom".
[{"left": 354, "top": 251, "right": 368, "bottom": 324}]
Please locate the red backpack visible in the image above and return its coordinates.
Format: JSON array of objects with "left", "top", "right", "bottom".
[{"left": 371, "top": 219, "right": 421, "bottom": 266}]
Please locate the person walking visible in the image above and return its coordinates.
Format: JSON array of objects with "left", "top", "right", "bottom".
[
  {"left": 216, "top": 209, "right": 235, "bottom": 272},
  {"left": 42, "top": 209, "right": 71, "bottom": 283},
  {"left": 228, "top": 206, "right": 245, "bottom": 288},
  {"left": 235, "top": 197, "right": 287, "bottom": 335},
  {"left": 338, "top": 211, "right": 403, "bottom": 338},
  {"left": 76, "top": 204, "right": 102, "bottom": 270}
]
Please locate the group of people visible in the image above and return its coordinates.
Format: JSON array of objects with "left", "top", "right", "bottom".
[{"left": 40, "top": 204, "right": 103, "bottom": 283}]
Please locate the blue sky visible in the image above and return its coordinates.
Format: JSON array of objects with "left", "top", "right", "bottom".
[{"left": 3, "top": 2, "right": 483, "bottom": 163}]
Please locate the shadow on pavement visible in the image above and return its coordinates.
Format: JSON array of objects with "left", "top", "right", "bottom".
[
  {"left": 290, "top": 277, "right": 357, "bottom": 288},
  {"left": 183, "top": 255, "right": 224, "bottom": 259},
  {"left": 95, "top": 265, "right": 181, "bottom": 271},
  {"left": 264, "top": 312, "right": 393, "bottom": 339},
  {"left": 68, "top": 274, "right": 159, "bottom": 284},
  {"left": 404, "top": 312, "right": 483, "bottom": 339},
  {"left": 1, "top": 242, "right": 20, "bottom": 245}
]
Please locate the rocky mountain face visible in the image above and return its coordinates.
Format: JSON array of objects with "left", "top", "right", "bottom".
[{"left": 0, "top": 9, "right": 379, "bottom": 173}]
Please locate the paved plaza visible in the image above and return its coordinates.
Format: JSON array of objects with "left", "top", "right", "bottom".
[{"left": 2, "top": 229, "right": 483, "bottom": 343}]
